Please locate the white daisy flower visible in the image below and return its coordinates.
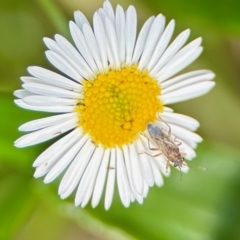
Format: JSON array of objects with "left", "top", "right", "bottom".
[{"left": 14, "top": 0, "right": 215, "bottom": 210}]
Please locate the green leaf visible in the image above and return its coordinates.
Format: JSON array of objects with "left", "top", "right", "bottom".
[
  {"left": 37, "top": 0, "right": 69, "bottom": 37},
  {"left": 141, "top": 0, "right": 240, "bottom": 35},
  {"left": 0, "top": 92, "right": 49, "bottom": 169},
  {"left": 0, "top": 167, "right": 36, "bottom": 239}
]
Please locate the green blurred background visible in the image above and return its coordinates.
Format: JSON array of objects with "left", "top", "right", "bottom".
[{"left": 1, "top": 0, "right": 240, "bottom": 239}]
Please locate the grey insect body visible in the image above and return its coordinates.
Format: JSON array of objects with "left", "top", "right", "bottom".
[{"left": 147, "top": 123, "right": 185, "bottom": 171}]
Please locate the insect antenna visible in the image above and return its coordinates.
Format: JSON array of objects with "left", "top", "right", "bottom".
[
  {"left": 179, "top": 167, "right": 183, "bottom": 181},
  {"left": 183, "top": 162, "right": 208, "bottom": 171}
]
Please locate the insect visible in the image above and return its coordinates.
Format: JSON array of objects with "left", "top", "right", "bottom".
[{"left": 147, "top": 123, "right": 186, "bottom": 173}]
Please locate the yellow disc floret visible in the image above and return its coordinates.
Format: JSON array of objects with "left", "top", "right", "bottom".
[{"left": 75, "top": 66, "right": 163, "bottom": 148}]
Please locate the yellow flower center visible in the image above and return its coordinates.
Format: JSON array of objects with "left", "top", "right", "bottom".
[{"left": 75, "top": 66, "right": 163, "bottom": 148}]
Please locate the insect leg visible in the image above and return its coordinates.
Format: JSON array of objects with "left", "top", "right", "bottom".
[
  {"left": 165, "top": 158, "right": 170, "bottom": 173},
  {"left": 143, "top": 151, "right": 163, "bottom": 158},
  {"left": 147, "top": 138, "right": 159, "bottom": 151},
  {"left": 139, "top": 139, "right": 163, "bottom": 157},
  {"left": 157, "top": 115, "right": 172, "bottom": 138},
  {"left": 181, "top": 153, "right": 186, "bottom": 158},
  {"left": 173, "top": 136, "right": 182, "bottom": 146}
]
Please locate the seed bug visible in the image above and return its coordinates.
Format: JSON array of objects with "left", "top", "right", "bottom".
[
  {"left": 146, "top": 121, "right": 207, "bottom": 175},
  {"left": 146, "top": 122, "right": 186, "bottom": 173}
]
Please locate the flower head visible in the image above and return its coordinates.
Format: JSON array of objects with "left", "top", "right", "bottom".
[{"left": 14, "top": 0, "right": 215, "bottom": 209}]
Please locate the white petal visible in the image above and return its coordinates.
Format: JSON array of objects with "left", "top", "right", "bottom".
[
  {"left": 14, "top": 99, "right": 74, "bottom": 113},
  {"left": 22, "top": 82, "right": 80, "bottom": 98},
  {"left": 43, "top": 133, "right": 83, "bottom": 183},
  {"left": 33, "top": 128, "right": 81, "bottom": 167},
  {"left": 14, "top": 89, "right": 33, "bottom": 98},
  {"left": 21, "top": 76, "right": 42, "bottom": 84},
  {"left": 122, "top": 144, "right": 144, "bottom": 204},
  {"left": 33, "top": 129, "right": 81, "bottom": 178},
  {"left": 75, "top": 147, "right": 104, "bottom": 207},
  {"left": 22, "top": 95, "right": 76, "bottom": 106},
  {"left": 97, "top": 8, "right": 107, "bottom": 22},
  {"left": 131, "top": 190, "right": 144, "bottom": 204},
  {"left": 154, "top": 154, "right": 171, "bottom": 177},
  {"left": 44, "top": 38, "right": 87, "bottom": 81},
  {"left": 138, "top": 14, "right": 165, "bottom": 71},
  {"left": 163, "top": 106, "right": 173, "bottom": 112},
  {"left": 158, "top": 46, "right": 203, "bottom": 81},
  {"left": 82, "top": 24, "right": 104, "bottom": 71},
  {"left": 20, "top": 76, "right": 81, "bottom": 94},
  {"left": 59, "top": 139, "right": 95, "bottom": 199},
  {"left": 132, "top": 16, "right": 154, "bottom": 64},
  {"left": 81, "top": 147, "right": 105, "bottom": 207},
  {"left": 165, "top": 35, "right": 202, "bottom": 70},
  {"left": 128, "top": 186, "right": 144, "bottom": 204},
  {"left": 115, "top": 5, "right": 126, "bottom": 64},
  {"left": 143, "top": 181, "right": 149, "bottom": 198},
  {"left": 105, "top": 17, "right": 120, "bottom": 69},
  {"left": 97, "top": 10, "right": 115, "bottom": 68},
  {"left": 74, "top": 10, "right": 90, "bottom": 30},
  {"left": 139, "top": 134, "right": 170, "bottom": 177},
  {"left": 172, "top": 131, "right": 202, "bottom": 150},
  {"left": 161, "top": 81, "right": 215, "bottom": 104},
  {"left": 155, "top": 39, "right": 203, "bottom": 81},
  {"left": 159, "top": 112, "right": 199, "bottom": 131},
  {"left": 15, "top": 117, "right": 77, "bottom": 148},
  {"left": 104, "top": 148, "right": 116, "bottom": 210},
  {"left": 27, "top": 66, "right": 81, "bottom": 91},
  {"left": 69, "top": 21, "right": 98, "bottom": 74},
  {"left": 150, "top": 28, "right": 190, "bottom": 75},
  {"left": 93, "top": 13, "right": 108, "bottom": 72},
  {"left": 91, "top": 149, "right": 110, "bottom": 208},
  {"left": 116, "top": 148, "right": 131, "bottom": 207},
  {"left": 150, "top": 160, "right": 164, "bottom": 187},
  {"left": 106, "top": 39, "right": 115, "bottom": 68},
  {"left": 179, "top": 164, "right": 189, "bottom": 173},
  {"left": 103, "top": 0, "right": 115, "bottom": 23},
  {"left": 128, "top": 143, "right": 144, "bottom": 195},
  {"left": 178, "top": 140, "right": 196, "bottom": 160},
  {"left": 54, "top": 34, "right": 94, "bottom": 79},
  {"left": 19, "top": 113, "right": 76, "bottom": 132},
  {"left": 136, "top": 138, "right": 154, "bottom": 187},
  {"left": 130, "top": 193, "right": 135, "bottom": 203},
  {"left": 125, "top": 6, "right": 137, "bottom": 66},
  {"left": 161, "top": 70, "right": 215, "bottom": 91},
  {"left": 45, "top": 50, "right": 82, "bottom": 81},
  {"left": 155, "top": 121, "right": 202, "bottom": 148}
]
